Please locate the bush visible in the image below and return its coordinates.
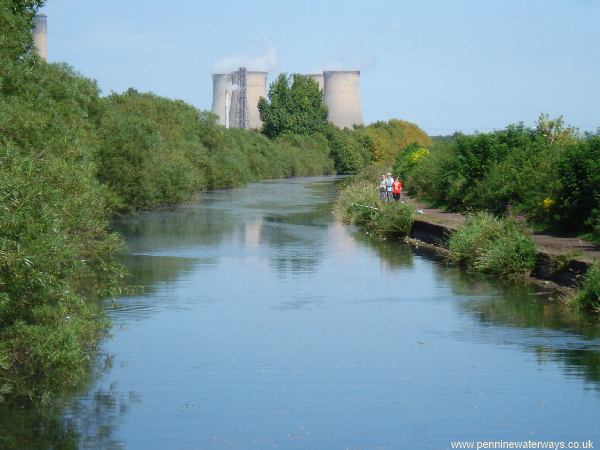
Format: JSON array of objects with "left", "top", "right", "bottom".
[
  {"left": 393, "top": 143, "right": 429, "bottom": 179},
  {"left": 574, "top": 265, "right": 600, "bottom": 314},
  {"left": 370, "top": 202, "right": 414, "bottom": 237},
  {"left": 353, "top": 119, "right": 431, "bottom": 163},
  {"left": 555, "top": 132, "right": 600, "bottom": 233},
  {"left": 448, "top": 212, "right": 537, "bottom": 276},
  {"left": 335, "top": 181, "right": 414, "bottom": 237},
  {"left": 0, "top": 62, "right": 123, "bottom": 401},
  {"left": 403, "top": 120, "right": 600, "bottom": 240},
  {"left": 335, "top": 181, "right": 380, "bottom": 225},
  {"left": 324, "top": 126, "right": 365, "bottom": 174}
]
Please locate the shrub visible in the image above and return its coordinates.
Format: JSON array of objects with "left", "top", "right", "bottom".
[
  {"left": 353, "top": 119, "right": 431, "bottom": 163},
  {"left": 448, "top": 212, "right": 537, "bottom": 276},
  {"left": 573, "top": 265, "right": 600, "bottom": 314},
  {"left": 555, "top": 132, "right": 600, "bottom": 234},
  {"left": 1, "top": 62, "right": 123, "bottom": 401},
  {"left": 324, "top": 126, "right": 365, "bottom": 174},
  {"left": 393, "top": 143, "right": 429, "bottom": 179},
  {"left": 335, "top": 181, "right": 380, "bottom": 225},
  {"left": 370, "top": 202, "right": 414, "bottom": 237}
]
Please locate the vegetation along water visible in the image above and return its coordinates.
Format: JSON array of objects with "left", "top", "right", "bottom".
[{"left": 1, "top": 2, "right": 599, "bottom": 447}]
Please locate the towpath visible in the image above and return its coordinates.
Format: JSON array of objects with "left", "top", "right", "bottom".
[{"left": 405, "top": 197, "right": 600, "bottom": 264}]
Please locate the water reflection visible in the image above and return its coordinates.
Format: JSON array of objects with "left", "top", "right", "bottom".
[
  {"left": 4, "top": 176, "right": 600, "bottom": 448},
  {"left": 0, "top": 354, "right": 135, "bottom": 450},
  {"left": 450, "top": 269, "right": 600, "bottom": 390},
  {"left": 352, "top": 232, "right": 414, "bottom": 271}
]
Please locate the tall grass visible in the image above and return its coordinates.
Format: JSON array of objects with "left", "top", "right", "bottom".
[
  {"left": 335, "top": 181, "right": 380, "bottom": 226},
  {"left": 335, "top": 181, "right": 414, "bottom": 236},
  {"left": 448, "top": 212, "right": 537, "bottom": 276}
]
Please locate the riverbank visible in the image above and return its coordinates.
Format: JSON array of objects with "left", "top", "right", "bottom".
[
  {"left": 405, "top": 197, "right": 600, "bottom": 288},
  {"left": 8, "top": 175, "right": 599, "bottom": 449},
  {"left": 333, "top": 177, "right": 599, "bottom": 314}
]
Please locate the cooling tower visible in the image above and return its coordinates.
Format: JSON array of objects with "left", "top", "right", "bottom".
[
  {"left": 211, "top": 73, "right": 231, "bottom": 126},
  {"left": 230, "top": 70, "right": 267, "bottom": 129},
  {"left": 246, "top": 71, "right": 267, "bottom": 129},
  {"left": 229, "top": 70, "right": 241, "bottom": 128},
  {"left": 33, "top": 14, "right": 47, "bottom": 61},
  {"left": 323, "top": 71, "right": 363, "bottom": 129},
  {"left": 306, "top": 73, "right": 324, "bottom": 92}
]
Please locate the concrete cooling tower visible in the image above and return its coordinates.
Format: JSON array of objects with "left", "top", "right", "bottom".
[
  {"left": 229, "top": 70, "right": 241, "bottom": 128},
  {"left": 323, "top": 71, "right": 363, "bottom": 129},
  {"left": 229, "top": 69, "right": 267, "bottom": 130},
  {"left": 211, "top": 74, "right": 231, "bottom": 126},
  {"left": 33, "top": 14, "right": 47, "bottom": 61},
  {"left": 245, "top": 71, "right": 267, "bottom": 129},
  {"left": 306, "top": 73, "right": 324, "bottom": 92}
]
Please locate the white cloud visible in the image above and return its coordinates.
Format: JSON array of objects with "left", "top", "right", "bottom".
[
  {"left": 212, "top": 37, "right": 278, "bottom": 73},
  {"left": 321, "top": 52, "right": 378, "bottom": 72}
]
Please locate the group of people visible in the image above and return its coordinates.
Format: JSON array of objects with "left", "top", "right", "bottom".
[{"left": 377, "top": 173, "right": 403, "bottom": 202}]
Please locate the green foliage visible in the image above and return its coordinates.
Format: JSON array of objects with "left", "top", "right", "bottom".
[
  {"left": 324, "top": 126, "right": 365, "bottom": 174},
  {"left": 403, "top": 116, "right": 599, "bottom": 240},
  {"left": 0, "top": 60, "right": 123, "bottom": 401},
  {"left": 258, "top": 73, "right": 328, "bottom": 138},
  {"left": 554, "top": 132, "right": 600, "bottom": 232},
  {"left": 0, "top": 0, "right": 45, "bottom": 63},
  {"left": 95, "top": 90, "right": 207, "bottom": 210},
  {"left": 535, "top": 113, "right": 578, "bottom": 146},
  {"left": 369, "top": 202, "right": 414, "bottom": 237},
  {"left": 393, "top": 143, "right": 429, "bottom": 179},
  {"left": 574, "top": 264, "right": 600, "bottom": 315},
  {"left": 334, "top": 181, "right": 380, "bottom": 226},
  {"left": 335, "top": 181, "right": 414, "bottom": 237},
  {"left": 448, "top": 212, "right": 537, "bottom": 277},
  {"left": 353, "top": 119, "right": 431, "bottom": 163}
]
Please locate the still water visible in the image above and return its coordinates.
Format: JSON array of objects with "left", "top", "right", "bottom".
[{"left": 30, "top": 177, "right": 600, "bottom": 448}]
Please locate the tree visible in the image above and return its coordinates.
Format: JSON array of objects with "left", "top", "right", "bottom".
[
  {"left": 258, "top": 73, "right": 328, "bottom": 139},
  {"left": 0, "top": 0, "right": 45, "bottom": 62},
  {"left": 535, "top": 113, "right": 578, "bottom": 145}
]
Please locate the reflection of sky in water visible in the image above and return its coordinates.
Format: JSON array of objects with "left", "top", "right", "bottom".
[{"left": 49, "top": 176, "right": 600, "bottom": 449}]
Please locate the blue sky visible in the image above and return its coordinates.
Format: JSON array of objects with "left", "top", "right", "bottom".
[{"left": 41, "top": 0, "right": 599, "bottom": 134}]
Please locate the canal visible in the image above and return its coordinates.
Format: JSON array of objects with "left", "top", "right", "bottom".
[{"left": 10, "top": 176, "right": 600, "bottom": 449}]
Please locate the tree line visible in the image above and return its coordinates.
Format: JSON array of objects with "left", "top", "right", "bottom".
[{"left": 0, "top": 2, "right": 430, "bottom": 403}]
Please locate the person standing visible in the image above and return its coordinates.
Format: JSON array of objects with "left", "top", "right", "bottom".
[
  {"left": 377, "top": 174, "right": 387, "bottom": 201},
  {"left": 385, "top": 173, "right": 394, "bottom": 202},
  {"left": 392, "top": 177, "right": 403, "bottom": 202}
]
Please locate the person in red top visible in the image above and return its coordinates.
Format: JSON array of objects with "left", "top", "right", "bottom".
[{"left": 392, "top": 177, "right": 403, "bottom": 202}]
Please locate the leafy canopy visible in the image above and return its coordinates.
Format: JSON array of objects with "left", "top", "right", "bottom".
[{"left": 258, "top": 73, "right": 328, "bottom": 138}]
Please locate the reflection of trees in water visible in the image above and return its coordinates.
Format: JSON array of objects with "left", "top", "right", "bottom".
[
  {"left": 453, "top": 274, "right": 600, "bottom": 337},
  {"left": 114, "top": 206, "right": 236, "bottom": 252},
  {"left": 447, "top": 267, "right": 600, "bottom": 390},
  {"left": 262, "top": 210, "right": 330, "bottom": 277},
  {"left": 65, "top": 381, "right": 140, "bottom": 449},
  {"left": 352, "top": 233, "right": 414, "bottom": 270},
  {"left": 0, "top": 353, "right": 137, "bottom": 449},
  {"left": 534, "top": 347, "right": 600, "bottom": 389},
  {"left": 119, "top": 254, "right": 208, "bottom": 291},
  {"left": 0, "top": 401, "right": 78, "bottom": 449}
]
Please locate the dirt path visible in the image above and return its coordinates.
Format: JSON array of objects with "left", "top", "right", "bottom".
[{"left": 404, "top": 197, "right": 600, "bottom": 263}]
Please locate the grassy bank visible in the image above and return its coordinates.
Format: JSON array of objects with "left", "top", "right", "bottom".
[
  {"left": 335, "top": 181, "right": 414, "bottom": 238},
  {"left": 335, "top": 172, "right": 599, "bottom": 318},
  {"left": 447, "top": 212, "right": 537, "bottom": 277}
]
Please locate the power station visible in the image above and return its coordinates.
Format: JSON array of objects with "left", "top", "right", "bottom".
[
  {"left": 212, "top": 69, "right": 363, "bottom": 130},
  {"left": 33, "top": 13, "right": 363, "bottom": 130}
]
